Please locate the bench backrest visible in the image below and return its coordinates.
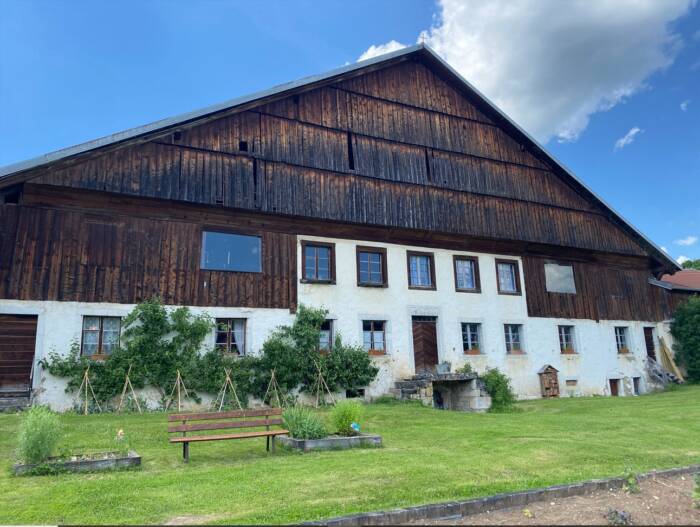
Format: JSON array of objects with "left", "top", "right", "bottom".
[{"left": 167, "top": 408, "right": 284, "bottom": 434}]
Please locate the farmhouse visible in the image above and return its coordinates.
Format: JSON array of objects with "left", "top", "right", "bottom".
[{"left": 0, "top": 44, "right": 689, "bottom": 410}]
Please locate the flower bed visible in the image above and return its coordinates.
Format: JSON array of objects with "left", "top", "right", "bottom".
[
  {"left": 277, "top": 433, "right": 381, "bottom": 452},
  {"left": 13, "top": 450, "right": 141, "bottom": 476}
]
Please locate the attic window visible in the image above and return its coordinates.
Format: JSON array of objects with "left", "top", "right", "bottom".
[
  {"left": 239, "top": 140, "right": 249, "bottom": 152},
  {"left": 544, "top": 263, "right": 576, "bottom": 294}
]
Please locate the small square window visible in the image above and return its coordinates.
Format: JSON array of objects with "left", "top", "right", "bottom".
[
  {"left": 407, "top": 251, "right": 435, "bottom": 289},
  {"left": 362, "top": 320, "right": 386, "bottom": 354},
  {"left": 496, "top": 259, "right": 521, "bottom": 295},
  {"left": 454, "top": 256, "right": 480, "bottom": 292},
  {"left": 319, "top": 320, "right": 333, "bottom": 351},
  {"left": 461, "top": 323, "right": 481, "bottom": 354},
  {"left": 302, "top": 241, "right": 335, "bottom": 283},
  {"left": 615, "top": 327, "right": 629, "bottom": 353},
  {"left": 545, "top": 263, "right": 577, "bottom": 294},
  {"left": 504, "top": 324, "right": 523, "bottom": 353},
  {"left": 356, "top": 246, "right": 387, "bottom": 287},
  {"left": 201, "top": 231, "right": 261, "bottom": 272},
  {"left": 81, "top": 316, "right": 121, "bottom": 357},
  {"left": 558, "top": 325, "right": 576, "bottom": 353},
  {"left": 215, "top": 318, "right": 246, "bottom": 356}
]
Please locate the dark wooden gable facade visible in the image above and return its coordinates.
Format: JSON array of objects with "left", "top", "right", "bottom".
[{"left": 0, "top": 49, "right": 681, "bottom": 320}]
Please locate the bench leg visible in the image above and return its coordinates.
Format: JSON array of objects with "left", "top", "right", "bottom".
[
  {"left": 266, "top": 435, "right": 270, "bottom": 452},
  {"left": 183, "top": 442, "right": 189, "bottom": 463}
]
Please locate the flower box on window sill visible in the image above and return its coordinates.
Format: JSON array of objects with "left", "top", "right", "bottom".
[
  {"left": 88, "top": 354, "right": 109, "bottom": 362},
  {"left": 617, "top": 348, "right": 630, "bottom": 354},
  {"left": 368, "top": 349, "right": 387, "bottom": 357},
  {"left": 507, "top": 350, "right": 526, "bottom": 355},
  {"left": 318, "top": 349, "right": 330, "bottom": 356},
  {"left": 560, "top": 348, "right": 577, "bottom": 355},
  {"left": 463, "top": 348, "right": 481, "bottom": 356},
  {"left": 300, "top": 279, "right": 336, "bottom": 285}
]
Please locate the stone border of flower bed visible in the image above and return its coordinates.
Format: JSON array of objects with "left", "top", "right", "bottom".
[
  {"left": 304, "top": 464, "right": 700, "bottom": 526},
  {"left": 13, "top": 450, "right": 141, "bottom": 476},
  {"left": 278, "top": 433, "right": 382, "bottom": 452}
]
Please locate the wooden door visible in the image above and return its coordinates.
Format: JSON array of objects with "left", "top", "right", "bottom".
[
  {"left": 609, "top": 378, "right": 619, "bottom": 397},
  {"left": 643, "top": 327, "right": 656, "bottom": 360},
  {"left": 412, "top": 317, "right": 438, "bottom": 374},
  {"left": 0, "top": 315, "right": 38, "bottom": 390}
]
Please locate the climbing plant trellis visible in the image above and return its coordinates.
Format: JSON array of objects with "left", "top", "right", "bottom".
[
  {"left": 213, "top": 367, "right": 244, "bottom": 412},
  {"left": 116, "top": 364, "right": 142, "bottom": 414},
  {"left": 77, "top": 366, "right": 102, "bottom": 415}
]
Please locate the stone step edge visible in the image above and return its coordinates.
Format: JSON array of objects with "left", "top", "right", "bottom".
[{"left": 304, "top": 464, "right": 700, "bottom": 526}]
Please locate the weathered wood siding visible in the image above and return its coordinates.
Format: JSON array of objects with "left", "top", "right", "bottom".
[
  {"left": 0, "top": 203, "right": 296, "bottom": 309},
  {"left": 522, "top": 256, "right": 683, "bottom": 321},
  {"left": 27, "top": 60, "right": 644, "bottom": 257}
]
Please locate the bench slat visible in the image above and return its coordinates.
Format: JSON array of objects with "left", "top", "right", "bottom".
[
  {"left": 168, "top": 418, "right": 284, "bottom": 433},
  {"left": 168, "top": 408, "right": 282, "bottom": 422},
  {"left": 169, "top": 429, "right": 288, "bottom": 443}
]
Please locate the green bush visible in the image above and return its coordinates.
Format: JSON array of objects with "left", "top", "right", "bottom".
[
  {"left": 282, "top": 406, "right": 327, "bottom": 439},
  {"left": 671, "top": 296, "right": 700, "bottom": 383},
  {"left": 17, "top": 406, "right": 63, "bottom": 464},
  {"left": 456, "top": 362, "right": 473, "bottom": 374},
  {"left": 330, "top": 400, "right": 364, "bottom": 436},
  {"left": 481, "top": 368, "right": 517, "bottom": 412}
]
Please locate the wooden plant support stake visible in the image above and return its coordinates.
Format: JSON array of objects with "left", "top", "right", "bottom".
[
  {"left": 117, "top": 365, "right": 142, "bottom": 414},
  {"left": 262, "top": 369, "right": 283, "bottom": 408},
  {"left": 312, "top": 358, "right": 335, "bottom": 408},
  {"left": 166, "top": 369, "right": 191, "bottom": 412},
  {"left": 214, "top": 368, "right": 243, "bottom": 412},
  {"left": 77, "top": 366, "right": 102, "bottom": 415}
]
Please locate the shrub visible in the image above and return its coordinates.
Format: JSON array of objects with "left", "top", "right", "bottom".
[
  {"left": 671, "top": 297, "right": 700, "bottom": 383},
  {"left": 17, "top": 406, "right": 62, "bottom": 464},
  {"left": 282, "top": 406, "right": 327, "bottom": 439},
  {"left": 330, "top": 400, "right": 364, "bottom": 436},
  {"left": 481, "top": 368, "right": 517, "bottom": 412},
  {"left": 456, "top": 362, "right": 473, "bottom": 374}
]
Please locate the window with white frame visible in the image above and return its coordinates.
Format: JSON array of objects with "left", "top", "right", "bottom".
[
  {"left": 216, "top": 318, "right": 246, "bottom": 355},
  {"left": 461, "top": 323, "right": 481, "bottom": 353},
  {"left": 504, "top": 324, "right": 523, "bottom": 353},
  {"left": 614, "top": 326, "right": 629, "bottom": 353},
  {"left": 558, "top": 325, "right": 575, "bottom": 353},
  {"left": 362, "top": 320, "right": 386, "bottom": 353},
  {"left": 81, "top": 316, "right": 121, "bottom": 356}
]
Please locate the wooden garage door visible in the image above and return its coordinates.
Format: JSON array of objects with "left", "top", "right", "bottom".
[
  {"left": 0, "top": 315, "right": 38, "bottom": 389},
  {"left": 412, "top": 316, "right": 439, "bottom": 374}
]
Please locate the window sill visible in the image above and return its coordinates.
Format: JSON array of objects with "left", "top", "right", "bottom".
[
  {"left": 86, "top": 354, "right": 109, "bottom": 361},
  {"left": 463, "top": 349, "right": 482, "bottom": 356},
  {"left": 358, "top": 282, "right": 388, "bottom": 288},
  {"left": 560, "top": 349, "right": 577, "bottom": 355},
  {"left": 318, "top": 349, "right": 330, "bottom": 356},
  {"left": 408, "top": 285, "right": 437, "bottom": 291},
  {"left": 300, "top": 279, "right": 336, "bottom": 285},
  {"left": 497, "top": 291, "right": 522, "bottom": 296},
  {"left": 617, "top": 349, "right": 631, "bottom": 355},
  {"left": 506, "top": 350, "right": 526, "bottom": 355},
  {"left": 368, "top": 350, "right": 387, "bottom": 356},
  {"left": 455, "top": 288, "right": 481, "bottom": 294}
]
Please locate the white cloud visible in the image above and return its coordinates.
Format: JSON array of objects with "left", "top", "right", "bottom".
[
  {"left": 681, "top": 99, "right": 691, "bottom": 111},
  {"left": 360, "top": 0, "right": 693, "bottom": 143},
  {"left": 358, "top": 40, "right": 408, "bottom": 62},
  {"left": 675, "top": 235, "right": 698, "bottom": 246},
  {"left": 614, "top": 127, "right": 644, "bottom": 150},
  {"left": 677, "top": 255, "right": 690, "bottom": 265}
]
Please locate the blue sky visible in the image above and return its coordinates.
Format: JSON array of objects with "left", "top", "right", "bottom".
[{"left": 1, "top": 0, "right": 698, "bottom": 262}]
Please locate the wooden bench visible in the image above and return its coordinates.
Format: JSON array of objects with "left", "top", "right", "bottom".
[{"left": 167, "top": 408, "right": 288, "bottom": 462}]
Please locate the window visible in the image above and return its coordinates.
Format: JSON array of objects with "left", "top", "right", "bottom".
[
  {"left": 544, "top": 263, "right": 577, "bottom": 294},
  {"left": 215, "top": 318, "right": 246, "bottom": 355},
  {"left": 633, "top": 377, "right": 641, "bottom": 396},
  {"left": 454, "top": 256, "right": 480, "bottom": 292},
  {"left": 504, "top": 324, "right": 523, "bottom": 353},
  {"left": 558, "top": 325, "right": 575, "bottom": 353},
  {"left": 407, "top": 251, "right": 436, "bottom": 289},
  {"left": 461, "top": 323, "right": 481, "bottom": 354},
  {"left": 81, "top": 316, "right": 121, "bottom": 357},
  {"left": 301, "top": 241, "right": 335, "bottom": 283},
  {"left": 201, "top": 231, "right": 261, "bottom": 272},
  {"left": 615, "top": 326, "right": 629, "bottom": 353},
  {"left": 362, "top": 320, "right": 386, "bottom": 354},
  {"left": 319, "top": 320, "right": 333, "bottom": 352},
  {"left": 356, "top": 246, "right": 387, "bottom": 287},
  {"left": 496, "top": 259, "right": 521, "bottom": 295}
]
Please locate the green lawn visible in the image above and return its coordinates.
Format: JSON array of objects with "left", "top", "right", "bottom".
[{"left": 1, "top": 387, "right": 699, "bottom": 525}]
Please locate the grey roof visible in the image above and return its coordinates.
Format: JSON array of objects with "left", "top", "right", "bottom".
[
  {"left": 0, "top": 43, "right": 680, "bottom": 272},
  {"left": 649, "top": 277, "right": 700, "bottom": 293}
]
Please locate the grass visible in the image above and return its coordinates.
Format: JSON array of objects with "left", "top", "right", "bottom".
[{"left": 1, "top": 386, "right": 699, "bottom": 524}]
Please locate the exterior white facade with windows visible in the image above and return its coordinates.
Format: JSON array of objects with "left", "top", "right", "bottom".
[{"left": 0, "top": 234, "right": 673, "bottom": 410}]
